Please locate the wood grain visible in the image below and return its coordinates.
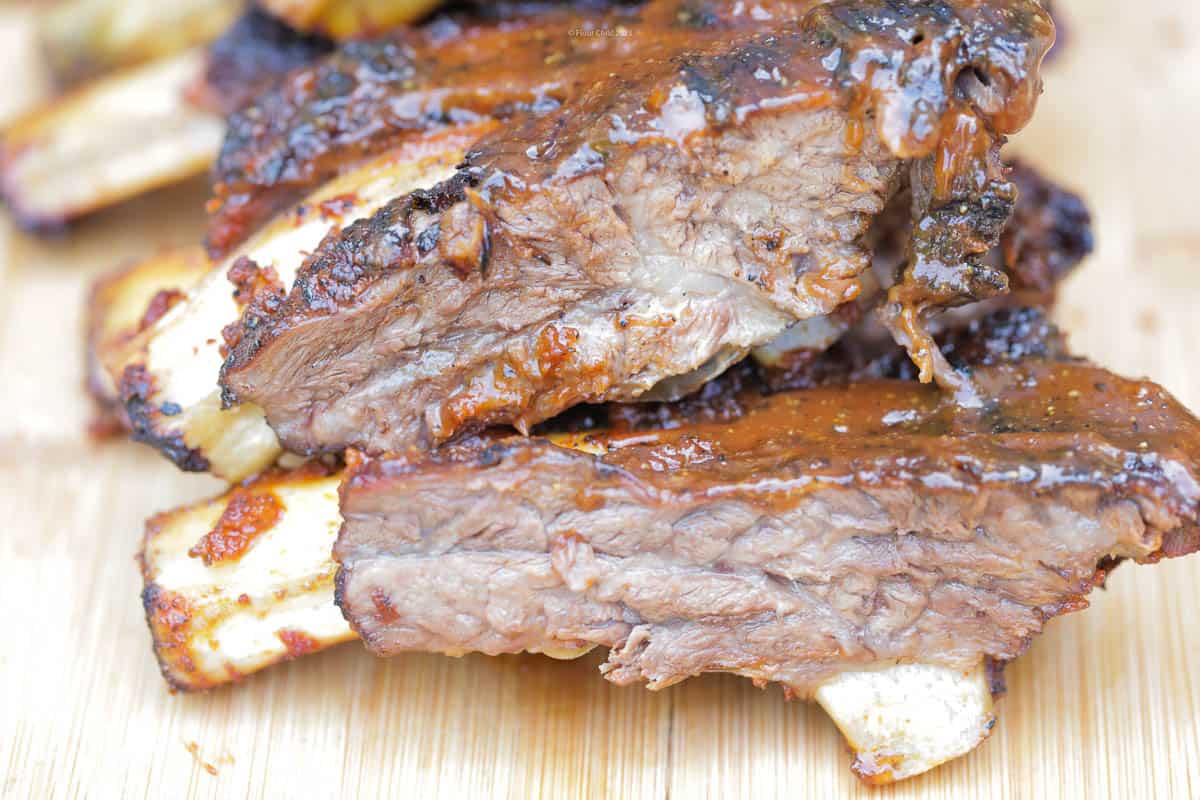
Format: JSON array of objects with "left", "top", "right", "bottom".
[{"left": 2, "top": 1, "right": 1198, "bottom": 797}]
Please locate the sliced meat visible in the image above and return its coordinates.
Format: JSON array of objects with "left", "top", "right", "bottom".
[
  {"left": 137, "top": 306, "right": 1044, "bottom": 691},
  {"left": 220, "top": 0, "right": 1053, "bottom": 457},
  {"left": 336, "top": 352, "right": 1200, "bottom": 697},
  {"left": 117, "top": 156, "right": 1082, "bottom": 481},
  {"left": 115, "top": 124, "right": 490, "bottom": 480}
]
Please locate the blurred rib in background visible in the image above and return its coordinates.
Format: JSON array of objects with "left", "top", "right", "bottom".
[{"left": 0, "top": 0, "right": 447, "bottom": 232}]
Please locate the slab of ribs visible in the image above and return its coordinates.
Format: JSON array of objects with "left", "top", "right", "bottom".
[{"left": 71, "top": 0, "right": 1199, "bottom": 783}]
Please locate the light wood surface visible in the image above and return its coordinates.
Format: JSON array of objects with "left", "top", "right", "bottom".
[{"left": 2, "top": 2, "right": 1198, "bottom": 797}]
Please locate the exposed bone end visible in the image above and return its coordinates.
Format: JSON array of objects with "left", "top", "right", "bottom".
[
  {"left": 1, "top": 49, "right": 222, "bottom": 229},
  {"left": 530, "top": 644, "right": 597, "bottom": 661},
  {"left": 140, "top": 465, "right": 353, "bottom": 691},
  {"left": 815, "top": 661, "right": 995, "bottom": 784},
  {"left": 86, "top": 246, "right": 209, "bottom": 434},
  {"left": 115, "top": 125, "right": 488, "bottom": 480},
  {"left": 37, "top": 0, "right": 242, "bottom": 86}
]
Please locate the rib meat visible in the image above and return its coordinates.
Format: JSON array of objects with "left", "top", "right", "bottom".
[
  {"left": 141, "top": 307, "right": 1199, "bottom": 780},
  {"left": 335, "top": 339, "right": 1200, "bottom": 699},
  {"left": 220, "top": 0, "right": 1054, "bottom": 457},
  {"left": 140, "top": 306, "right": 1067, "bottom": 690}
]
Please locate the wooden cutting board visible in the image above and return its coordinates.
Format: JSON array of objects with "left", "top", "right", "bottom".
[{"left": 2, "top": 1, "right": 1198, "bottom": 797}]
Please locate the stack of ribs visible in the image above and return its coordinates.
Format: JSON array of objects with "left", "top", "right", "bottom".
[{"left": 73, "top": 0, "right": 1200, "bottom": 784}]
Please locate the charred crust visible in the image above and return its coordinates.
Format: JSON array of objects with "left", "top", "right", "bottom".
[
  {"left": 940, "top": 307, "right": 1067, "bottom": 369},
  {"left": 120, "top": 364, "right": 211, "bottom": 472},
  {"left": 219, "top": 384, "right": 240, "bottom": 410},
  {"left": 202, "top": 7, "right": 334, "bottom": 116},
  {"left": 1003, "top": 160, "right": 1094, "bottom": 296},
  {"left": 221, "top": 170, "right": 478, "bottom": 388},
  {"left": 411, "top": 169, "right": 476, "bottom": 213},
  {"left": 219, "top": 256, "right": 288, "bottom": 408},
  {"left": 916, "top": 186, "right": 1018, "bottom": 275},
  {"left": 216, "top": 0, "right": 1059, "bottom": 441},
  {"left": 332, "top": 565, "right": 363, "bottom": 633},
  {"left": 206, "top": 0, "right": 1051, "bottom": 256},
  {"left": 218, "top": 257, "right": 288, "bottom": 403},
  {"left": 416, "top": 220, "right": 441, "bottom": 254},
  {"left": 207, "top": 32, "right": 421, "bottom": 254}
]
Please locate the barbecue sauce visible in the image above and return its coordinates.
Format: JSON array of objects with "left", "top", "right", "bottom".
[
  {"left": 556, "top": 361, "right": 1200, "bottom": 520},
  {"left": 188, "top": 489, "right": 285, "bottom": 566}
]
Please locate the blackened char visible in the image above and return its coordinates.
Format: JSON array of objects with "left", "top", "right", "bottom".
[
  {"left": 200, "top": 7, "right": 334, "bottom": 115},
  {"left": 1002, "top": 159, "right": 1093, "bottom": 296},
  {"left": 220, "top": 0, "right": 1053, "bottom": 457},
  {"left": 206, "top": 1, "right": 636, "bottom": 254}
]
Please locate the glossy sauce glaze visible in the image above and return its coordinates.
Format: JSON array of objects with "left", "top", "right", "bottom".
[
  {"left": 615, "top": 364, "right": 1191, "bottom": 489},
  {"left": 208, "top": 1, "right": 642, "bottom": 253},
  {"left": 462, "top": 359, "right": 1200, "bottom": 530},
  {"left": 338, "top": 354, "right": 1200, "bottom": 700}
]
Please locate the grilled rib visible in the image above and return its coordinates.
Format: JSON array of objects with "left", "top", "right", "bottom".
[
  {"left": 138, "top": 455, "right": 994, "bottom": 781},
  {"left": 36, "top": 0, "right": 241, "bottom": 86},
  {"left": 216, "top": 0, "right": 1053, "bottom": 459},
  {"left": 3, "top": 6, "right": 333, "bottom": 230},
  {"left": 115, "top": 123, "right": 493, "bottom": 479},
  {"left": 335, "top": 359, "right": 1200, "bottom": 692},
  {"left": 140, "top": 310, "right": 1200, "bottom": 783},
  {"left": 139, "top": 307, "right": 1057, "bottom": 690},
  {"left": 0, "top": 49, "right": 223, "bottom": 230},
  {"left": 140, "top": 462, "right": 353, "bottom": 691},
  {"left": 206, "top": 0, "right": 634, "bottom": 253},
  {"left": 118, "top": 155, "right": 1088, "bottom": 479}
]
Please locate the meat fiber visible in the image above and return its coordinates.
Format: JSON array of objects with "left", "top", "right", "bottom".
[{"left": 336, "top": 341, "right": 1200, "bottom": 696}]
